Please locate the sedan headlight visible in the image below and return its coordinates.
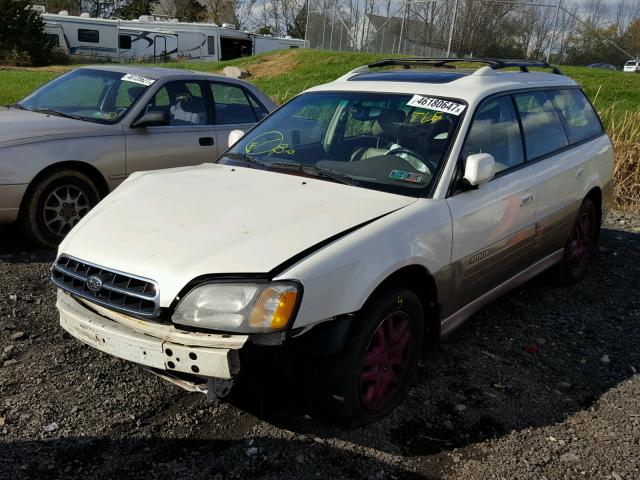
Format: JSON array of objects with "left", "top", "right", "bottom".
[{"left": 172, "top": 282, "right": 300, "bottom": 333}]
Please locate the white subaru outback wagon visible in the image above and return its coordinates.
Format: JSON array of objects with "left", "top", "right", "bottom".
[{"left": 52, "top": 58, "right": 614, "bottom": 426}]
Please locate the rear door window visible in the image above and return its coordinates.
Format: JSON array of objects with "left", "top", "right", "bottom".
[
  {"left": 209, "top": 82, "right": 258, "bottom": 125},
  {"left": 462, "top": 96, "right": 524, "bottom": 173},
  {"left": 548, "top": 89, "right": 602, "bottom": 143},
  {"left": 514, "top": 91, "right": 569, "bottom": 160}
]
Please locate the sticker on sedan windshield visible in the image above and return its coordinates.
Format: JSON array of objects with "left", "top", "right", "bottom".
[
  {"left": 389, "top": 170, "right": 423, "bottom": 183},
  {"left": 406, "top": 95, "right": 466, "bottom": 116},
  {"left": 121, "top": 73, "right": 155, "bottom": 86}
]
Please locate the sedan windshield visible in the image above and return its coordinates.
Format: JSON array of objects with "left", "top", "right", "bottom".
[
  {"left": 219, "top": 91, "right": 465, "bottom": 196},
  {"left": 18, "top": 69, "right": 152, "bottom": 124}
]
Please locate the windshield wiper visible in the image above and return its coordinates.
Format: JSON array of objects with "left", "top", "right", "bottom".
[
  {"left": 30, "top": 108, "right": 86, "bottom": 121},
  {"left": 300, "top": 165, "right": 359, "bottom": 186},
  {"left": 223, "top": 154, "right": 358, "bottom": 186},
  {"left": 222, "top": 152, "right": 269, "bottom": 168},
  {"left": 6, "top": 103, "right": 27, "bottom": 110},
  {"left": 261, "top": 161, "right": 359, "bottom": 186}
]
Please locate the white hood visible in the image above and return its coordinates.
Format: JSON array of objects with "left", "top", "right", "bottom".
[{"left": 59, "top": 164, "right": 417, "bottom": 306}]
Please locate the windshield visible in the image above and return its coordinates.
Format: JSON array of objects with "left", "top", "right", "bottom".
[
  {"left": 625, "top": 61, "right": 638, "bottom": 66},
  {"left": 18, "top": 69, "right": 153, "bottom": 124},
  {"left": 219, "top": 91, "right": 465, "bottom": 196}
]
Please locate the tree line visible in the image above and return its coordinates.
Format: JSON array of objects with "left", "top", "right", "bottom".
[{"left": 306, "top": 0, "right": 640, "bottom": 65}]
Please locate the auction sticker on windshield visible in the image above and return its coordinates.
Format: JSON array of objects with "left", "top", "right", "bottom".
[
  {"left": 121, "top": 73, "right": 155, "bottom": 86},
  {"left": 407, "top": 95, "right": 466, "bottom": 116}
]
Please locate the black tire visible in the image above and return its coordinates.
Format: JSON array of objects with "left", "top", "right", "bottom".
[
  {"left": 19, "top": 169, "right": 100, "bottom": 249},
  {"left": 307, "top": 286, "right": 424, "bottom": 427},
  {"left": 553, "top": 197, "right": 599, "bottom": 284}
]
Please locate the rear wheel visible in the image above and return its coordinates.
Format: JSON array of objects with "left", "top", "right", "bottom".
[
  {"left": 553, "top": 198, "right": 599, "bottom": 284},
  {"left": 20, "top": 169, "right": 100, "bottom": 249},
  {"left": 308, "top": 286, "right": 424, "bottom": 427}
]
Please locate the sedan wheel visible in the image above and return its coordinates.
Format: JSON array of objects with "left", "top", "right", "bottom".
[
  {"left": 20, "top": 169, "right": 100, "bottom": 249},
  {"left": 43, "top": 184, "right": 92, "bottom": 237}
]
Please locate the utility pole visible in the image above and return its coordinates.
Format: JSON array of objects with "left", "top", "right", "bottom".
[
  {"left": 546, "top": 0, "right": 561, "bottom": 62},
  {"left": 446, "top": 0, "right": 459, "bottom": 58},
  {"left": 304, "top": 0, "right": 311, "bottom": 47},
  {"left": 397, "top": 1, "right": 407, "bottom": 54}
]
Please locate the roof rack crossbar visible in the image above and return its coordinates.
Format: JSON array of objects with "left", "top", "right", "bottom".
[{"left": 367, "top": 58, "right": 563, "bottom": 75}]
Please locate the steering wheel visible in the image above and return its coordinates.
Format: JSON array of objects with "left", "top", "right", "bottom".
[{"left": 386, "top": 147, "right": 433, "bottom": 175}]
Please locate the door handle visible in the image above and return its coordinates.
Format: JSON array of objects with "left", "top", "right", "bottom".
[
  {"left": 520, "top": 192, "right": 534, "bottom": 207},
  {"left": 199, "top": 137, "right": 214, "bottom": 146},
  {"left": 576, "top": 167, "right": 585, "bottom": 179}
]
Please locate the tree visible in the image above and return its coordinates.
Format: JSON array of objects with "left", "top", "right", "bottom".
[
  {"left": 116, "top": 0, "right": 159, "bottom": 18},
  {"left": 201, "top": 0, "right": 237, "bottom": 24},
  {"left": 163, "top": 0, "right": 206, "bottom": 21},
  {"left": 622, "top": 17, "right": 640, "bottom": 56},
  {"left": 39, "top": 1, "right": 82, "bottom": 15},
  {"left": 1, "top": 0, "right": 55, "bottom": 65}
]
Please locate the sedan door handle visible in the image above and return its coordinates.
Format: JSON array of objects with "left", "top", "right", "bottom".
[{"left": 199, "top": 137, "right": 214, "bottom": 146}]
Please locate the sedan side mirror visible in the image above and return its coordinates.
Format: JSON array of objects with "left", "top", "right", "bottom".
[
  {"left": 131, "top": 110, "right": 170, "bottom": 128},
  {"left": 463, "top": 153, "right": 495, "bottom": 187},
  {"left": 228, "top": 129, "right": 245, "bottom": 148}
]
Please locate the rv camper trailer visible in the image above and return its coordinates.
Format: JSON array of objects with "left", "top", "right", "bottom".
[{"left": 40, "top": 10, "right": 306, "bottom": 62}]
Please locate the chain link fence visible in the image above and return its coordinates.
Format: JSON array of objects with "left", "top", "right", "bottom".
[{"left": 304, "top": 0, "right": 639, "bottom": 68}]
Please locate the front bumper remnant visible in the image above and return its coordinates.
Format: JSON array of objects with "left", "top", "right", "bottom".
[{"left": 56, "top": 291, "right": 248, "bottom": 381}]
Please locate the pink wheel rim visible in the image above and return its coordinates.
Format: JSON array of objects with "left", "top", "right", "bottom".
[
  {"left": 569, "top": 212, "right": 592, "bottom": 269},
  {"left": 359, "top": 311, "right": 413, "bottom": 411}
]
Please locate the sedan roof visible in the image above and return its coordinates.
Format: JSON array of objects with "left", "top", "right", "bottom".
[{"left": 77, "top": 65, "right": 228, "bottom": 81}]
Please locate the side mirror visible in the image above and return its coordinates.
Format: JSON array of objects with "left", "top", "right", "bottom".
[
  {"left": 228, "top": 129, "right": 245, "bottom": 148},
  {"left": 463, "top": 153, "right": 495, "bottom": 187},
  {"left": 131, "top": 110, "right": 170, "bottom": 128}
]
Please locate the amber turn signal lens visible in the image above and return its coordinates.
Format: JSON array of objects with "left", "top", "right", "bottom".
[
  {"left": 249, "top": 287, "right": 298, "bottom": 330},
  {"left": 271, "top": 291, "right": 297, "bottom": 329}
]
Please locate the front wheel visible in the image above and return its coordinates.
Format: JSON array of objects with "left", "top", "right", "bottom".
[
  {"left": 20, "top": 169, "right": 100, "bottom": 249},
  {"left": 308, "top": 287, "right": 424, "bottom": 427}
]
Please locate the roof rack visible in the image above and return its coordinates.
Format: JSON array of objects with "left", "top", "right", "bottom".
[{"left": 367, "top": 58, "right": 564, "bottom": 75}]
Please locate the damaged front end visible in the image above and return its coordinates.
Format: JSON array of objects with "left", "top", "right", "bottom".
[{"left": 55, "top": 291, "right": 247, "bottom": 400}]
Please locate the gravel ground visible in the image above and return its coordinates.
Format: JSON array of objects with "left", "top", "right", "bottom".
[{"left": 0, "top": 210, "right": 639, "bottom": 480}]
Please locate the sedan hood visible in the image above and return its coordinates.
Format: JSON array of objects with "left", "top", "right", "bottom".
[
  {"left": 60, "top": 164, "right": 417, "bottom": 306},
  {"left": 0, "top": 107, "right": 105, "bottom": 145}
]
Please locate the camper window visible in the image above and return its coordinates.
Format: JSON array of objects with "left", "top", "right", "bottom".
[
  {"left": 78, "top": 29, "right": 99, "bottom": 43},
  {"left": 119, "top": 35, "right": 132, "bottom": 50},
  {"left": 207, "top": 36, "right": 215, "bottom": 56},
  {"left": 47, "top": 34, "right": 60, "bottom": 47}
]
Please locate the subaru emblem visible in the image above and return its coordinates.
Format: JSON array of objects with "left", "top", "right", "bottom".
[{"left": 86, "top": 275, "right": 103, "bottom": 292}]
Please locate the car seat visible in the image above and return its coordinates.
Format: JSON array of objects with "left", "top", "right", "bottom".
[{"left": 350, "top": 109, "right": 406, "bottom": 161}]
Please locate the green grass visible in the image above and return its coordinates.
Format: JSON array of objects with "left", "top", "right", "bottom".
[
  {"left": 0, "top": 69, "right": 59, "bottom": 105},
  {"left": 2, "top": 50, "right": 640, "bottom": 113}
]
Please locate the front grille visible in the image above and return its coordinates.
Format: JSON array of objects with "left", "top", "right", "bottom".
[{"left": 51, "top": 255, "right": 160, "bottom": 318}]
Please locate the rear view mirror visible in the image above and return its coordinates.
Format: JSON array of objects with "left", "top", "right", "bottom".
[
  {"left": 228, "top": 129, "right": 245, "bottom": 148},
  {"left": 131, "top": 110, "right": 169, "bottom": 128},
  {"left": 463, "top": 153, "right": 495, "bottom": 187}
]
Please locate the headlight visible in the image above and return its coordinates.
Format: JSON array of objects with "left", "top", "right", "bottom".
[{"left": 171, "top": 282, "right": 300, "bottom": 333}]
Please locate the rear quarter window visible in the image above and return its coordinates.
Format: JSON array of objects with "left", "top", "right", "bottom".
[{"left": 549, "top": 89, "right": 602, "bottom": 143}]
